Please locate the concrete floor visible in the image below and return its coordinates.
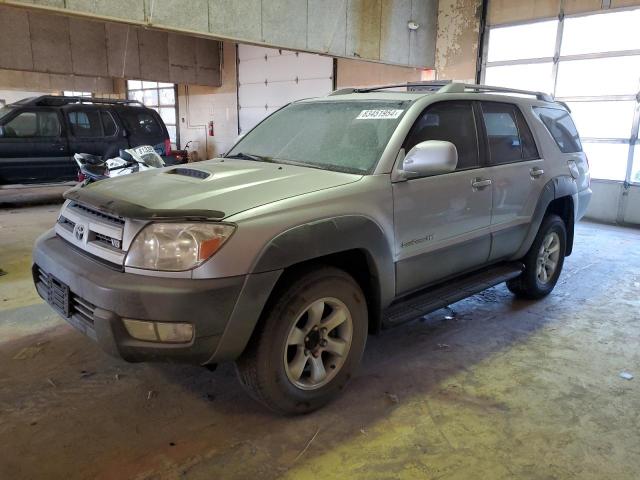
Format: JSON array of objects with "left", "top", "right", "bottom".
[{"left": 1, "top": 204, "right": 639, "bottom": 480}]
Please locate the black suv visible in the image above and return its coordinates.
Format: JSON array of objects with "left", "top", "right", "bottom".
[{"left": 0, "top": 96, "right": 172, "bottom": 185}]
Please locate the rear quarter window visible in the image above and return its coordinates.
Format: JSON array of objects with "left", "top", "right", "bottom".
[
  {"left": 118, "top": 109, "right": 164, "bottom": 137},
  {"left": 534, "top": 107, "right": 582, "bottom": 153}
]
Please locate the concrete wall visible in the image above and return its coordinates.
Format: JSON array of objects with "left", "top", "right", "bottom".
[
  {"left": 177, "top": 42, "right": 239, "bottom": 160},
  {"left": 435, "top": 0, "right": 482, "bottom": 82},
  {"left": 336, "top": 58, "right": 432, "bottom": 88},
  {"left": 3, "top": 0, "right": 439, "bottom": 69},
  {"left": 0, "top": 5, "right": 222, "bottom": 86},
  {"left": 0, "top": 69, "right": 120, "bottom": 97},
  {"left": 488, "top": 0, "right": 640, "bottom": 25}
]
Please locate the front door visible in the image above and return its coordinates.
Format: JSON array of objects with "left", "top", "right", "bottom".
[
  {"left": 393, "top": 101, "right": 493, "bottom": 295},
  {"left": 0, "top": 108, "right": 72, "bottom": 184}
]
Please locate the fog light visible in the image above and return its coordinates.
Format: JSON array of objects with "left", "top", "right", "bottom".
[
  {"left": 156, "top": 322, "right": 194, "bottom": 343},
  {"left": 123, "top": 319, "right": 194, "bottom": 343},
  {"left": 123, "top": 319, "right": 157, "bottom": 342}
]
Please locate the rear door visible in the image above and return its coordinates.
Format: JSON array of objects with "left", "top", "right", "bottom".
[
  {"left": 0, "top": 107, "right": 72, "bottom": 184},
  {"left": 392, "top": 100, "right": 493, "bottom": 294},
  {"left": 478, "top": 101, "right": 545, "bottom": 261}
]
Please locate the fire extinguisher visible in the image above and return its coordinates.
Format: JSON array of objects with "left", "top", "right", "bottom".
[{"left": 208, "top": 121, "right": 214, "bottom": 137}]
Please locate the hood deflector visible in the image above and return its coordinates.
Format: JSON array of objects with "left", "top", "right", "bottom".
[{"left": 64, "top": 187, "right": 225, "bottom": 221}]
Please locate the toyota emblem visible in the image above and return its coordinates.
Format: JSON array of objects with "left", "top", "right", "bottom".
[{"left": 73, "top": 223, "right": 86, "bottom": 241}]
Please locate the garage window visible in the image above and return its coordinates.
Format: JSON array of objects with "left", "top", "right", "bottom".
[
  {"left": 482, "top": 7, "right": 640, "bottom": 183},
  {"left": 127, "top": 81, "right": 177, "bottom": 147}
]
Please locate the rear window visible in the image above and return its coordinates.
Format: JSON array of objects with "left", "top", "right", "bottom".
[
  {"left": 534, "top": 107, "right": 582, "bottom": 153},
  {"left": 119, "top": 109, "right": 163, "bottom": 137}
]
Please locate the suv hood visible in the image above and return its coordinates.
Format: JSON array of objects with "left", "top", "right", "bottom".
[{"left": 71, "top": 159, "right": 362, "bottom": 219}]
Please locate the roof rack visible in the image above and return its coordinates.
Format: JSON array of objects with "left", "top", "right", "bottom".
[
  {"left": 328, "top": 81, "right": 555, "bottom": 103},
  {"left": 15, "top": 95, "right": 145, "bottom": 107},
  {"left": 437, "top": 83, "right": 554, "bottom": 102},
  {"left": 329, "top": 81, "right": 453, "bottom": 96}
]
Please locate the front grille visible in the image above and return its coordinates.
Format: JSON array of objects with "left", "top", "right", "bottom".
[
  {"left": 94, "top": 232, "right": 122, "bottom": 250},
  {"left": 57, "top": 216, "right": 76, "bottom": 231},
  {"left": 69, "top": 202, "right": 125, "bottom": 226},
  {"left": 54, "top": 201, "right": 126, "bottom": 266}
]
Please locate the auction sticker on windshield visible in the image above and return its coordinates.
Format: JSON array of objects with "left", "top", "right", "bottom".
[{"left": 356, "top": 109, "right": 404, "bottom": 120}]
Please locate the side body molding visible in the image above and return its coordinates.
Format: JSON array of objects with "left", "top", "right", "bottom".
[
  {"left": 252, "top": 215, "right": 396, "bottom": 309},
  {"left": 512, "top": 176, "right": 577, "bottom": 260}
]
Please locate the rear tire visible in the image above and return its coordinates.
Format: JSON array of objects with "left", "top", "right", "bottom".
[
  {"left": 235, "top": 267, "right": 368, "bottom": 415},
  {"left": 507, "top": 214, "right": 566, "bottom": 299}
]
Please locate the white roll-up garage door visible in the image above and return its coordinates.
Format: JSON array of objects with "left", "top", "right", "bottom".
[{"left": 237, "top": 44, "right": 334, "bottom": 134}]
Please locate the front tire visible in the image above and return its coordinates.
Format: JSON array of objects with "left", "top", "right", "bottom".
[
  {"left": 235, "top": 267, "right": 368, "bottom": 414},
  {"left": 507, "top": 214, "right": 567, "bottom": 299}
]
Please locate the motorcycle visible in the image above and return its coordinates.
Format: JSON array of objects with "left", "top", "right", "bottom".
[{"left": 74, "top": 145, "right": 165, "bottom": 185}]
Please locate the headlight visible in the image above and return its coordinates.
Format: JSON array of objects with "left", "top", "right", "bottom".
[{"left": 124, "top": 223, "right": 235, "bottom": 271}]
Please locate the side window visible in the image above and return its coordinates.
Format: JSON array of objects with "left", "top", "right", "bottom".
[
  {"left": 101, "top": 111, "right": 117, "bottom": 136},
  {"left": 404, "top": 101, "right": 479, "bottom": 170},
  {"left": 68, "top": 109, "right": 102, "bottom": 138},
  {"left": 119, "top": 109, "right": 163, "bottom": 136},
  {"left": 3, "top": 111, "right": 60, "bottom": 138},
  {"left": 534, "top": 107, "right": 582, "bottom": 153},
  {"left": 481, "top": 102, "right": 523, "bottom": 164},
  {"left": 515, "top": 109, "right": 539, "bottom": 160}
]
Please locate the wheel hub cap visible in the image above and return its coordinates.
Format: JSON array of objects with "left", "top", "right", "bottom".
[
  {"left": 536, "top": 231, "right": 560, "bottom": 284},
  {"left": 284, "top": 297, "right": 353, "bottom": 391}
]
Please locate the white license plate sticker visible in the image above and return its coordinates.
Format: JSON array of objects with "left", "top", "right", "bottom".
[
  {"left": 356, "top": 109, "right": 404, "bottom": 120},
  {"left": 133, "top": 145, "right": 156, "bottom": 155}
]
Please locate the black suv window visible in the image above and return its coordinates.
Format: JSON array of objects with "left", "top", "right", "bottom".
[
  {"left": 3, "top": 110, "right": 60, "bottom": 137},
  {"left": 68, "top": 110, "right": 102, "bottom": 138},
  {"left": 119, "top": 109, "right": 162, "bottom": 136},
  {"left": 481, "top": 102, "right": 539, "bottom": 165},
  {"left": 534, "top": 107, "right": 582, "bottom": 153},
  {"left": 101, "top": 111, "right": 117, "bottom": 136},
  {"left": 404, "top": 101, "right": 479, "bottom": 170}
]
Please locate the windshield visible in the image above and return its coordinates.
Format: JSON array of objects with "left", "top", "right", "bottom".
[
  {"left": 227, "top": 100, "right": 410, "bottom": 174},
  {"left": 0, "top": 106, "right": 14, "bottom": 121}
]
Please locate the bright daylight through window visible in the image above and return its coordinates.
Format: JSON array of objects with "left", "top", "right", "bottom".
[
  {"left": 483, "top": 8, "right": 640, "bottom": 183},
  {"left": 127, "top": 81, "right": 178, "bottom": 147}
]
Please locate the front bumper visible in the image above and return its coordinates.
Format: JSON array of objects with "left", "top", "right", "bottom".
[{"left": 32, "top": 230, "right": 281, "bottom": 364}]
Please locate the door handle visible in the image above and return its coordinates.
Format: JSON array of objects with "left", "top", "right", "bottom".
[
  {"left": 472, "top": 178, "right": 492, "bottom": 189},
  {"left": 530, "top": 167, "right": 544, "bottom": 178}
]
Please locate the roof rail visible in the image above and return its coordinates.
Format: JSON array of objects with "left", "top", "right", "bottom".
[
  {"left": 438, "top": 83, "right": 555, "bottom": 102},
  {"left": 19, "top": 95, "right": 145, "bottom": 107},
  {"left": 329, "top": 81, "right": 452, "bottom": 95}
]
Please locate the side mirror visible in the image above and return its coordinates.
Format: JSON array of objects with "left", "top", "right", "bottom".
[
  {"left": 0, "top": 126, "right": 5, "bottom": 138},
  {"left": 401, "top": 140, "right": 458, "bottom": 179}
]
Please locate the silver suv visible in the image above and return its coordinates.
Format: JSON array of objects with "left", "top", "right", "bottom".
[{"left": 33, "top": 82, "right": 591, "bottom": 414}]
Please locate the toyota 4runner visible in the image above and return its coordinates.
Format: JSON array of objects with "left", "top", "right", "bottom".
[{"left": 32, "top": 82, "right": 591, "bottom": 414}]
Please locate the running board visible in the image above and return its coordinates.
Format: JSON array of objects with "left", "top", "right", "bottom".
[{"left": 383, "top": 262, "right": 524, "bottom": 327}]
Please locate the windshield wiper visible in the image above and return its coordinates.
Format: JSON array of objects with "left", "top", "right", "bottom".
[{"left": 226, "top": 152, "right": 274, "bottom": 162}]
